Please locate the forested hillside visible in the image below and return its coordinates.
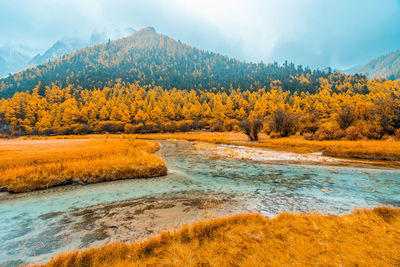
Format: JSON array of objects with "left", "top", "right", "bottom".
[
  {"left": 352, "top": 50, "right": 400, "bottom": 80},
  {"left": 0, "top": 27, "right": 368, "bottom": 98}
]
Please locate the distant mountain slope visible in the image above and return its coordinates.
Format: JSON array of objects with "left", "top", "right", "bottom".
[
  {"left": 0, "top": 27, "right": 366, "bottom": 98},
  {"left": 352, "top": 50, "right": 400, "bottom": 80},
  {"left": 29, "top": 28, "right": 136, "bottom": 66},
  {"left": 0, "top": 28, "right": 136, "bottom": 80},
  {"left": 30, "top": 39, "right": 87, "bottom": 66}
]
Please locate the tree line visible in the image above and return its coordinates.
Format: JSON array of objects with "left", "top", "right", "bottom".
[{"left": 1, "top": 75, "right": 399, "bottom": 140}]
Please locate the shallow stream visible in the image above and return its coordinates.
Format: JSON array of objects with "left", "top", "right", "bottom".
[{"left": 0, "top": 140, "right": 399, "bottom": 265}]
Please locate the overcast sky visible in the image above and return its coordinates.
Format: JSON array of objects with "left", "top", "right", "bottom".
[{"left": 1, "top": 0, "right": 399, "bottom": 69}]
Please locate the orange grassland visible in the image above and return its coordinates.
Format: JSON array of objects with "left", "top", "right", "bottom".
[
  {"left": 133, "top": 132, "right": 400, "bottom": 161},
  {"left": 42, "top": 207, "right": 400, "bottom": 266},
  {"left": 0, "top": 135, "right": 167, "bottom": 193}
]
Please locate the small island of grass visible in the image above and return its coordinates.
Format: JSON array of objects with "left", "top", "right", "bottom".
[{"left": 0, "top": 135, "right": 167, "bottom": 193}]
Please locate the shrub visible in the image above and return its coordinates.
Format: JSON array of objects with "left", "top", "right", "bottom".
[
  {"left": 134, "top": 123, "right": 146, "bottom": 133},
  {"left": 144, "top": 122, "right": 161, "bottom": 133},
  {"left": 240, "top": 119, "right": 263, "bottom": 141},
  {"left": 94, "top": 121, "right": 125, "bottom": 133},
  {"left": 161, "top": 121, "right": 177, "bottom": 132},
  {"left": 71, "top": 124, "right": 91, "bottom": 135},
  {"left": 269, "top": 131, "right": 282, "bottom": 139},
  {"left": 232, "top": 124, "right": 240, "bottom": 132},
  {"left": 313, "top": 122, "right": 344, "bottom": 140},
  {"left": 55, "top": 126, "right": 74, "bottom": 135},
  {"left": 224, "top": 119, "right": 240, "bottom": 131},
  {"left": 303, "top": 132, "right": 314, "bottom": 140},
  {"left": 345, "top": 126, "right": 363, "bottom": 140},
  {"left": 210, "top": 120, "right": 224, "bottom": 132},
  {"left": 193, "top": 120, "right": 206, "bottom": 131},
  {"left": 40, "top": 128, "right": 56, "bottom": 136},
  {"left": 336, "top": 105, "right": 356, "bottom": 130},
  {"left": 176, "top": 120, "right": 193, "bottom": 132},
  {"left": 268, "top": 109, "right": 297, "bottom": 137},
  {"left": 373, "top": 95, "right": 400, "bottom": 137},
  {"left": 124, "top": 123, "right": 140, "bottom": 134},
  {"left": 395, "top": 129, "right": 400, "bottom": 140},
  {"left": 298, "top": 113, "right": 320, "bottom": 134},
  {"left": 362, "top": 124, "right": 383, "bottom": 140}
]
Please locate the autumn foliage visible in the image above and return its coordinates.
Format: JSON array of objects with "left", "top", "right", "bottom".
[
  {"left": 0, "top": 78, "right": 399, "bottom": 141},
  {"left": 41, "top": 207, "right": 400, "bottom": 266}
]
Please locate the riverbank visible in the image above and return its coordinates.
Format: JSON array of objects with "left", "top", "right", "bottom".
[
  {"left": 11, "top": 195, "right": 240, "bottom": 266},
  {"left": 41, "top": 206, "right": 400, "bottom": 266},
  {"left": 1, "top": 139, "right": 399, "bottom": 265},
  {"left": 13, "top": 132, "right": 400, "bottom": 162},
  {"left": 132, "top": 132, "right": 400, "bottom": 163},
  {"left": 0, "top": 136, "right": 167, "bottom": 193}
]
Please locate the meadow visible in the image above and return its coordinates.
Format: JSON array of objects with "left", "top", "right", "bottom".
[
  {"left": 2, "top": 131, "right": 398, "bottom": 193},
  {"left": 132, "top": 131, "right": 400, "bottom": 161},
  {"left": 0, "top": 135, "right": 167, "bottom": 193},
  {"left": 41, "top": 207, "right": 400, "bottom": 266}
]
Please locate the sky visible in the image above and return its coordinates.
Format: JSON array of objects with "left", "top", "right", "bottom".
[{"left": 0, "top": 0, "right": 399, "bottom": 70}]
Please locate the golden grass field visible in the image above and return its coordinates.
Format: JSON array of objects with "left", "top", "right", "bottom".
[
  {"left": 2, "top": 132, "right": 399, "bottom": 192},
  {"left": 41, "top": 207, "right": 400, "bottom": 267},
  {"left": 132, "top": 132, "right": 400, "bottom": 161},
  {"left": 0, "top": 135, "right": 167, "bottom": 193}
]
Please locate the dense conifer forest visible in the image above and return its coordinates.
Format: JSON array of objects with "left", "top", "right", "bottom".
[{"left": 0, "top": 27, "right": 368, "bottom": 98}]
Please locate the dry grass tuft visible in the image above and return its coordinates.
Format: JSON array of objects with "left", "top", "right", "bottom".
[
  {"left": 41, "top": 207, "right": 400, "bottom": 266},
  {"left": 322, "top": 140, "right": 400, "bottom": 161},
  {"left": 0, "top": 136, "right": 167, "bottom": 193}
]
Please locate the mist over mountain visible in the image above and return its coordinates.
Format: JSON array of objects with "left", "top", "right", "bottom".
[
  {"left": 0, "top": 44, "right": 34, "bottom": 78},
  {"left": 0, "top": 27, "right": 136, "bottom": 78},
  {"left": 351, "top": 50, "right": 400, "bottom": 80},
  {"left": 30, "top": 39, "right": 86, "bottom": 66},
  {"left": 30, "top": 27, "right": 136, "bottom": 66}
]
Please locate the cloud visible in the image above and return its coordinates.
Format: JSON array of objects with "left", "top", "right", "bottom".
[
  {"left": 0, "top": 0, "right": 399, "bottom": 69},
  {"left": 171, "top": 0, "right": 400, "bottom": 68}
]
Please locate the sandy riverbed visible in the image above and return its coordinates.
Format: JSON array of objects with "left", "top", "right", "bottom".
[
  {"left": 193, "top": 142, "right": 343, "bottom": 163},
  {"left": 28, "top": 195, "right": 248, "bottom": 265},
  {"left": 191, "top": 141, "right": 400, "bottom": 169}
]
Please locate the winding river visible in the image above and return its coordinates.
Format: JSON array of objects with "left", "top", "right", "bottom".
[{"left": 1, "top": 140, "right": 400, "bottom": 265}]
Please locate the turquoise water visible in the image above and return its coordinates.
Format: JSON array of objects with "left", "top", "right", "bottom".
[{"left": 0, "top": 140, "right": 399, "bottom": 265}]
